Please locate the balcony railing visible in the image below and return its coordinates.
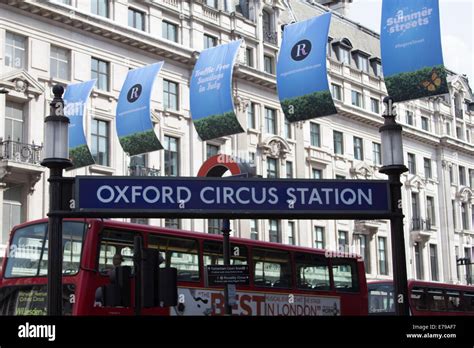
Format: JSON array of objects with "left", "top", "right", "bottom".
[
  {"left": 128, "top": 165, "right": 160, "bottom": 176},
  {"left": 411, "top": 218, "right": 432, "bottom": 231},
  {"left": 263, "top": 28, "right": 278, "bottom": 45},
  {"left": 0, "top": 139, "right": 42, "bottom": 165}
]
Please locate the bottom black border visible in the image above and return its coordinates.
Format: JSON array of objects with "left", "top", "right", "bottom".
[{"left": 0, "top": 316, "right": 473, "bottom": 346}]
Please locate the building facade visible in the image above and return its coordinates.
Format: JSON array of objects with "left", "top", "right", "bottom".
[{"left": 0, "top": 0, "right": 473, "bottom": 284}]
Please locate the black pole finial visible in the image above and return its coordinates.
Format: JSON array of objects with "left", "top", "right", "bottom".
[
  {"left": 52, "top": 84, "right": 64, "bottom": 98},
  {"left": 50, "top": 85, "right": 65, "bottom": 117}
]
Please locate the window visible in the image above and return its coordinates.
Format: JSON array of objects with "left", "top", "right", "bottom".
[
  {"left": 353, "top": 137, "right": 364, "bottom": 160},
  {"left": 203, "top": 241, "right": 248, "bottom": 268},
  {"left": 424, "top": 158, "right": 432, "bottom": 179},
  {"left": 163, "top": 79, "right": 179, "bottom": 110},
  {"left": 267, "top": 158, "right": 278, "bottom": 178},
  {"left": 449, "top": 166, "right": 454, "bottom": 184},
  {"left": 285, "top": 161, "right": 293, "bottom": 178},
  {"left": 245, "top": 48, "right": 254, "bottom": 67},
  {"left": 268, "top": 220, "right": 280, "bottom": 243},
  {"left": 4, "top": 102, "right": 24, "bottom": 142},
  {"left": 98, "top": 229, "right": 136, "bottom": 275},
  {"left": 314, "top": 226, "right": 324, "bottom": 249},
  {"left": 148, "top": 235, "right": 199, "bottom": 282},
  {"left": 406, "top": 111, "right": 414, "bottom": 125},
  {"left": 50, "top": 46, "right": 70, "bottom": 80},
  {"left": 466, "top": 130, "right": 471, "bottom": 143},
  {"left": 206, "top": 144, "right": 219, "bottom": 159},
  {"left": 205, "top": 0, "right": 217, "bottom": 8},
  {"left": 333, "top": 131, "right": 344, "bottom": 155},
  {"left": 250, "top": 219, "right": 258, "bottom": 240},
  {"left": 378, "top": 237, "right": 388, "bottom": 275},
  {"left": 370, "top": 98, "right": 380, "bottom": 114},
  {"left": 310, "top": 123, "right": 321, "bottom": 147},
  {"left": 430, "top": 244, "right": 439, "bottom": 281},
  {"left": 91, "top": 58, "right": 109, "bottom": 91},
  {"left": 128, "top": 8, "right": 145, "bottom": 31},
  {"left": 165, "top": 218, "right": 180, "bottom": 229},
  {"left": 455, "top": 246, "right": 460, "bottom": 281},
  {"left": 91, "top": 0, "right": 108, "bottom": 17},
  {"left": 421, "top": 116, "right": 429, "bottom": 131},
  {"left": 312, "top": 168, "right": 322, "bottom": 179},
  {"left": 360, "top": 234, "right": 370, "bottom": 274},
  {"left": 407, "top": 153, "right": 416, "bottom": 174},
  {"left": 414, "top": 243, "right": 424, "bottom": 280},
  {"left": 336, "top": 175, "right": 345, "bottom": 180},
  {"left": 411, "top": 192, "right": 420, "bottom": 220},
  {"left": 253, "top": 248, "right": 291, "bottom": 288},
  {"left": 373, "top": 61, "right": 382, "bottom": 77},
  {"left": 264, "top": 55, "right": 274, "bottom": 74},
  {"left": 470, "top": 169, "right": 474, "bottom": 188},
  {"left": 332, "top": 259, "right": 359, "bottom": 292},
  {"left": 247, "top": 103, "right": 256, "bottom": 129},
  {"left": 162, "top": 21, "right": 178, "bottom": 42},
  {"left": 208, "top": 219, "right": 220, "bottom": 234},
  {"left": 357, "top": 55, "right": 369, "bottom": 72},
  {"left": 5, "top": 32, "right": 26, "bottom": 69},
  {"left": 452, "top": 200, "right": 457, "bottom": 229},
  {"left": 459, "top": 165, "right": 466, "bottom": 186},
  {"left": 91, "top": 119, "right": 109, "bottom": 166},
  {"left": 372, "top": 142, "right": 381, "bottom": 165},
  {"left": 249, "top": 152, "right": 256, "bottom": 166},
  {"left": 204, "top": 34, "right": 217, "bottom": 49},
  {"left": 351, "top": 90, "right": 363, "bottom": 107},
  {"left": 287, "top": 222, "right": 295, "bottom": 245},
  {"left": 456, "top": 126, "right": 463, "bottom": 140},
  {"left": 426, "top": 196, "right": 436, "bottom": 226},
  {"left": 265, "top": 107, "right": 276, "bottom": 134},
  {"left": 284, "top": 119, "right": 292, "bottom": 139},
  {"left": 461, "top": 203, "right": 468, "bottom": 230},
  {"left": 295, "top": 253, "right": 330, "bottom": 290},
  {"left": 130, "top": 218, "right": 148, "bottom": 225},
  {"left": 339, "top": 47, "right": 350, "bottom": 64},
  {"left": 446, "top": 122, "right": 451, "bottom": 135},
  {"left": 164, "top": 136, "right": 179, "bottom": 176},
  {"left": 338, "top": 230, "right": 348, "bottom": 251},
  {"left": 331, "top": 84, "right": 342, "bottom": 101},
  {"left": 2, "top": 186, "right": 23, "bottom": 244}
]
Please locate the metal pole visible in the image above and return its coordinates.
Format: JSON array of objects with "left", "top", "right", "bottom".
[
  {"left": 47, "top": 167, "right": 64, "bottom": 316},
  {"left": 134, "top": 236, "right": 142, "bottom": 316},
  {"left": 221, "top": 218, "right": 232, "bottom": 315},
  {"left": 388, "top": 173, "right": 410, "bottom": 316}
]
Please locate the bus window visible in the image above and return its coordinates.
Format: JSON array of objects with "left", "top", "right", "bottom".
[
  {"left": 203, "top": 241, "right": 248, "bottom": 267},
  {"left": 368, "top": 284, "right": 394, "bottom": 314},
  {"left": 253, "top": 248, "right": 292, "bottom": 289},
  {"left": 148, "top": 235, "right": 199, "bottom": 282},
  {"left": 446, "top": 291, "right": 462, "bottom": 311},
  {"left": 98, "top": 229, "right": 136, "bottom": 274},
  {"left": 427, "top": 289, "right": 446, "bottom": 311},
  {"left": 463, "top": 292, "right": 474, "bottom": 311},
  {"left": 331, "top": 259, "right": 359, "bottom": 292},
  {"left": 295, "top": 253, "right": 330, "bottom": 290},
  {"left": 4, "top": 222, "right": 87, "bottom": 278},
  {"left": 411, "top": 288, "right": 428, "bottom": 310}
]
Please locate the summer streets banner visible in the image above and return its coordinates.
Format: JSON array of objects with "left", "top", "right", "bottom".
[
  {"left": 116, "top": 63, "right": 163, "bottom": 156},
  {"left": 190, "top": 40, "right": 244, "bottom": 141},
  {"left": 64, "top": 79, "right": 96, "bottom": 170},
  {"left": 277, "top": 12, "right": 337, "bottom": 123},
  {"left": 381, "top": 0, "right": 448, "bottom": 102}
]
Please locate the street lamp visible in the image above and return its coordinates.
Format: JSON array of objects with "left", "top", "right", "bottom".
[
  {"left": 41, "top": 85, "right": 72, "bottom": 316},
  {"left": 379, "top": 96, "right": 410, "bottom": 316}
]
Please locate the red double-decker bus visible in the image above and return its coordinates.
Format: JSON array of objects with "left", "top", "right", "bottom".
[
  {"left": 368, "top": 280, "right": 474, "bottom": 315},
  {"left": 0, "top": 218, "right": 367, "bottom": 316}
]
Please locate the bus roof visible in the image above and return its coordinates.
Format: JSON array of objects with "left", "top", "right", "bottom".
[{"left": 368, "top": 279, "right": 474, "bottom": 291}]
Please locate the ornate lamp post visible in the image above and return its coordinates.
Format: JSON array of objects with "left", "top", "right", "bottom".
[
  {"left": 379, "top": 96, "right": 410, "bottom": 316},
  {"left": 41, "top": 85, "right": 72, "bottom": 315}
]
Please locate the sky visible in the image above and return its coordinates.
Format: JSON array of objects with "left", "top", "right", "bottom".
[{"left": 345, "top": 0, "right": 474, "bottom": 89}]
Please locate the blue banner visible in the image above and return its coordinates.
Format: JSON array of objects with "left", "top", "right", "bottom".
[
  {"left": 75, "top": 176, "right": 391, "bottom": 218},
  {"left": 277, "top": 13, "right": 336, "bottom": 122},
  {"left": 116, "top": 62, "right": 163, "bottom": 156},
  {"left": 381, "top": 0, "right": 448, "bottom": 102},
  {"left": 64, "top": 80, "right": 96, "bottom": 170},
  {"left": 190, "top": 40, "right": 244, "bottom": 141}
]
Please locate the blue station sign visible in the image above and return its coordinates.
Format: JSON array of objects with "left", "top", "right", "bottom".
[{"left": 74, "top": 176, "right": 391, "bottom": 219}]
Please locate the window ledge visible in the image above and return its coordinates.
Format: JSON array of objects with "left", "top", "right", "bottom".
[
  {"left": 89, "top": 164, "right": 115, "bottom": 175},
  {"left": 162, "top": 108, "right": 189, "bottom": 120},
  {"left": 247, "top": 128, "right": 259, "bottom": 135},
  {"left": 91, "top": 89, "right": 117, "bottom": 102}
]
